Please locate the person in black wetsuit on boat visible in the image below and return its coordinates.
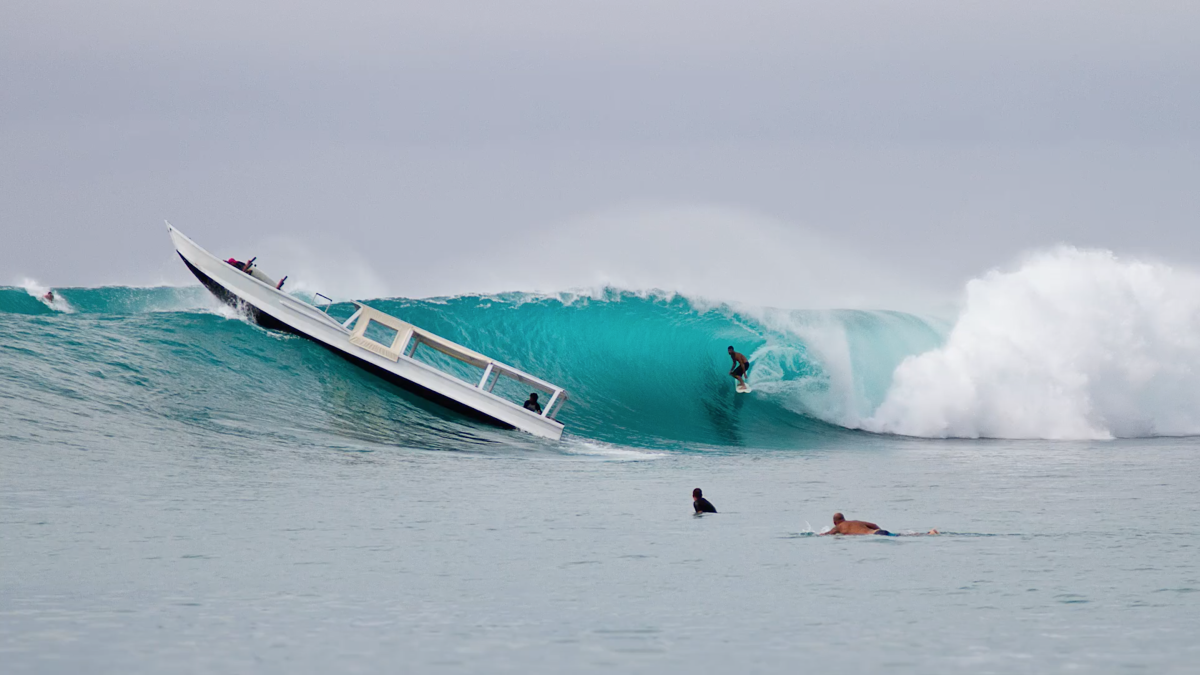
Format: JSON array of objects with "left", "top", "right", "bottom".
[
  {"left": 693, "top": 488, "right": 717, "bottom": 514},
  {"left": 523, "top": 393, "right": 542, "bottom": 413}
]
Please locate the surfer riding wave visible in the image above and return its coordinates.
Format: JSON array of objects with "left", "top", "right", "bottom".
[{"left": 728, "top": 346, "right": 751, "bottom": 390}]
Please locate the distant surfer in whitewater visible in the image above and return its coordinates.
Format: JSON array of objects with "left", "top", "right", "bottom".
[
  {"left": 42, "top": 291, "right": 54, "bottom": 303},
  {"left": 821, "top": 512, "right": 939, "bottom": 536},
  {"left": 728, "top": 346, "right": 750, "bottom": 390}
]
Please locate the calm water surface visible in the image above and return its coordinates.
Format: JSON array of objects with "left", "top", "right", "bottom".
[{"left": 4, "top": 429, "right": 1198, "bottom": 674}]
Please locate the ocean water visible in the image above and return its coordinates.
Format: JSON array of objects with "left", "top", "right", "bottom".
[{"left": 3, "top": 250, "right": 1200, "bottom": 674}]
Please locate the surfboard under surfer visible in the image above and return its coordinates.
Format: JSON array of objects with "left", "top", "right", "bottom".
[{"left": 728, "top": 346, "right": 750, "bottom": 389}]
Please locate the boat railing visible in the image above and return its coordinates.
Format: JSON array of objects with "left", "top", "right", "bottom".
[{"left": 343, "top": 303, "right": 568, "bottom": 421}]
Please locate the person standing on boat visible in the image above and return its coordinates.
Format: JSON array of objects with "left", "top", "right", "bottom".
[{"left": 523, "top": 393, "right": 542, "bottom": 413}]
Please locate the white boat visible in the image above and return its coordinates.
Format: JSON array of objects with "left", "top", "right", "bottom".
[{"left": 167, "top": 224, "right": 568, "bottom": 440}]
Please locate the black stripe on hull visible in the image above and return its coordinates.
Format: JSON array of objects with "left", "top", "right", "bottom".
[{"left": 178, "top": 252, "right": 517, "bottom": 431}]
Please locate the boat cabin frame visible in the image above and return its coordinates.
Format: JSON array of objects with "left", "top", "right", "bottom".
[{"left": 342, "top": 303, "right": 568, "bottom": 422}]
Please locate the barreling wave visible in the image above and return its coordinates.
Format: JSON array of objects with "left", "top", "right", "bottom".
[
  {"left": 0, "top": 284, "right": 940, "bottom": 450},
  {"left": 6, "top": 245, "right": 1200, "bottom": 448}
]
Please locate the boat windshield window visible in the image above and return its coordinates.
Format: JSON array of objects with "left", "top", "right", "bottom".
[
  {"left": 488, "top": 372, "right": 550, "bottom": 410},
  {"left": 409, "top": 342, "right": 484, "bottom": 386},
  {"left": 362, "top": 320, "right": 399, "bottom": 349}
]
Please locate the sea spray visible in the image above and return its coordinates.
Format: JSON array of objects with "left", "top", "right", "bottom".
[
  {"left": 865, "top": 247, "right": 1200, "bottom": 439},
  {"left": 19, "top": 278, "right": 74, "bottom": 313}
]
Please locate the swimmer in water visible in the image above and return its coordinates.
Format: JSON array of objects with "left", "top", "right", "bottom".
[
  {"left": 42, "top": 291, "right": 54, "bottom": 302},
  {"left": 821, "top": 512, "right": 939, "bottom": 536},
  {"left": 822, "top": 512, "right": 888, "bottom": 535},
  {"left": 693, "top": 488, "right": 717, "bottom": 514}
]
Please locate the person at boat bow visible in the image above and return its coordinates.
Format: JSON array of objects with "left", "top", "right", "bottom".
[{"left": 225, "top": 257, "right": 256, "bottom": 273}]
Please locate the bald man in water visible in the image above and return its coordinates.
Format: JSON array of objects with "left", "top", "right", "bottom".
[
  {"left": 821, "top": 512, "right": 939, "bottom": 536},
  {"left": 822, "top": 512, "right": 889, "bottom": 535}
]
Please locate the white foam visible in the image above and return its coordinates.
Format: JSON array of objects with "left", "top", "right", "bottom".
[
  {"left": 750, "top": 310, "right": 864, "bottom": 426},
  {"left": 19, "top": 278, "right": 74, "bottom": 313},
  {"left": 864, "top": 247, "right": 1200, "bottom": 439},
  {"left": 560, "top": 439, "right": 667, "bottom": 461}
]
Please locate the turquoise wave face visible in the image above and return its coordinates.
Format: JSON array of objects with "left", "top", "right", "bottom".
[{"left": 0, "top": 286, "right": 945, "bottom": 450}]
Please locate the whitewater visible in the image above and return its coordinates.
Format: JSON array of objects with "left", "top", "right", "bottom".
[{"left": 4, "top": 245, "right": 1200, "bottom": 673}]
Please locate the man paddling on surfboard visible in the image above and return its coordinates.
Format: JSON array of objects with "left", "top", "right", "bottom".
[
  {"left": 728, "top": 346, "right": 751, "bottom": 390},
  {"left": 820, "top": 512, "right": 939, "bottom": 536}
]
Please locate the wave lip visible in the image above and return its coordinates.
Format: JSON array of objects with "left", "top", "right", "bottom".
[{"left": 864, "top": 247, "right": 1200, "bottom": 440}]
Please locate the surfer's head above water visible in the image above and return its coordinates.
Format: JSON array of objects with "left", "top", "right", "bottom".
[{"left": 832, "top": 512, "right": 845, "bottom": 524}]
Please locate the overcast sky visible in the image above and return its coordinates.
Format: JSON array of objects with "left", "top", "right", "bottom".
[{"left": 2, "top": 1, "right": 1197, "bottom": 309}]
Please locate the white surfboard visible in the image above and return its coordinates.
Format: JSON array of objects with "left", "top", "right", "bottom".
[{"left": 736, "top": 383, "right": 751, "bottom": 394}]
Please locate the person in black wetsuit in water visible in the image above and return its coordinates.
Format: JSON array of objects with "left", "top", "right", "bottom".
[{"left": 693, "top": 488, "right": 717, "bottom": 514}]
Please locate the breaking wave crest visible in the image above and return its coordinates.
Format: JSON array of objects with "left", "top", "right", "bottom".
[
  {"left": 864, "top": 247, "right": 1200, "bottom": 439},
  {"left": 5, "top": 246, "right": 1200, "bottom": 448}
]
